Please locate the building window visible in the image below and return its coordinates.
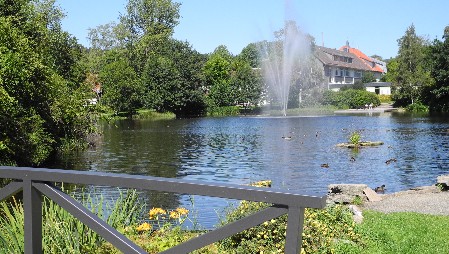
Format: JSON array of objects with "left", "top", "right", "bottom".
[
  {"left": 343, "top": 69, "right": 351, "bottom": 77},
  {"left": 335, "top": 69, "right": 341, "bottom": 77},
  {"left": 354, "top": 71, "right": 362, "bottom": 78},
  {"left": 325, "top": 68, "right": 331, "bottom": 76}
]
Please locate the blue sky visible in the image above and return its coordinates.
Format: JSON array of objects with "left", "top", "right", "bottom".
[{"left": 57, "top": 0, "right": 449, "bottom": 59}]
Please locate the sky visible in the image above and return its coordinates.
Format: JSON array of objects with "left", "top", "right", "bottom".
[{"left": 57, "top": 0, "right": 449, "bottom": 60}]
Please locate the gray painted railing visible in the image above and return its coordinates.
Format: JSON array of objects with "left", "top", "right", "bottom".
[{"left": 0, "top": 166, "right": 326, "bottom": 254}]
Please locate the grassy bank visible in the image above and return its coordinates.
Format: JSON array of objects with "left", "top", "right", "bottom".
[{"left": 344, "top": 210, "right": 449, "bottom": 254}]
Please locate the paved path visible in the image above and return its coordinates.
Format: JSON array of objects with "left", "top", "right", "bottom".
[
  {"left": 334, "top": 103, "right": 399, "bottom": 114},
  {"left": 362, "top": 186, "right": 449, "bottom": 216}
]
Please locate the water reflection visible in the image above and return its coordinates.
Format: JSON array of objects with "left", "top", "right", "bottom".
[{"left": 49, "top": 113, "right": 449, "bottom": 228}]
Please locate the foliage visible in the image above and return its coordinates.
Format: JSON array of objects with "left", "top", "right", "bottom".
[
  {"left": 349, "top": 131, "right": 361, "bottom": 146},
  {"left": 406, "top": 101, "right": 429, "bottom": 113},
  {"left": 378, "top": 94, "right": 392, "bottom": 103},
  {"left": 0, "top": 189, "right": 141, "bottom": 253},
  {"left": 99, "top": 58, "right": 143, "bottom": 115},
  {"left": 121, "top": 0, "right": 181, "bottom": 39},
  {"left": 392, "top": 24, "right": 433, "bottom": 106},
  {"left": 321, "top": 89, "right": 380, "bottom": 109},
  {"left": 357, "top": 211, "right": 449, "bottom": 254},
  {"left": 203, "top": 46, "right": 234, "bottom": 108},
  {"left": 229, "top": 58, "right": 263, "bottom": 108},
  {"left": 218, "top": 200, "right": 361, "bottom": 253},
  {"left": 424, "top": 26, "right": 449, "bottom": 112},
  {"left": 217, "top": 181, "right": 360, "bottom": 253},
  {"left": 142, "top": 39, "right": 207, "bottom": 116},
  {"left": 207, "top": 106, "right": 241, "bottom": 117},
  {"left": 361, "top": 72, "right": 376, "bottom": 83},
  {"left": 237, "top": 43, "right": 260, "bottom": 68},
  {"left": 98, "top": 206, "right": 209, "bottom": 253},
  {"left": 0, "top": 2, "right": 93, "bottom": 166}
]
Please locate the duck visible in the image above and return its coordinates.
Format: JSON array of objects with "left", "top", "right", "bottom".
[
  {"left": 385, "top": 158, "right": 397, "bottom": 164},
  {"left": 282, "top": 136, "right": 292, "bottom": 140},
  {"left": 374, "top": 185, "right": 386, "bottom": 193},
  {"left": 350, "top": 157, "right": 356, "bottom": 162},
  {"left": 320, "top": 163, "right": 329, "bottom": 168}
]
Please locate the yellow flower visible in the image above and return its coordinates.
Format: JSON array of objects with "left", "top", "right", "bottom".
[
  {"left": 169, "top": 207, "right": 189, "bottom": 219},
  {"left": 175, "top": 207, "right": 189, "bottom": 215},
  {"left": 169, "top": 210, "right": 180, "bottom": 219},
  {"left": 149, "top": 207, "right": 167, "bottom": 220},
  {"left": 136, "top": 222, "right": 152, "bottom": 232}
]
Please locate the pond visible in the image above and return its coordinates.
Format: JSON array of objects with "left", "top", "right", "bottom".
[{"left": 48, "top": 112, "right": 449, "bottom": 228}]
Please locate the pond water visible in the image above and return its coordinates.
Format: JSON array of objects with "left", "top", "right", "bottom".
[{"left": 49, "top": 112, "right": 449, "bottom": 228}]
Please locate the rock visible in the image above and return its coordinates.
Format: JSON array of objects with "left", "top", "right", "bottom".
[
  {"left": 363, "top": 187, "right": 382, "bottom": 202},
  {"left": 437, "top": 175, "right": 449, "bottom": 191},
  {"left": 349, "top": 205, "right": 364, "bottom": 224},
  {"left": 327, "top": 184, "right": 368, "bottom": 204}
]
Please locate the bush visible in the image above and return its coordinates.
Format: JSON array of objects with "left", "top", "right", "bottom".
[
  {"left": 378, "top": 94, "right": 392, "bottom": 103},
  {"left": 321, "top": 89, "right": 380, "bottom": 109},
  {"left": 0, "top": 189, "right": 141, "bottom": 253},
  {"left": 207, "top": 106, "right": 240, "bottom": 116},
  {"left": 218, "top": 182, "right": 361, "bottom": 253},
  {"left": 406, "top": 102, "right": 429, "bottom": 113}
]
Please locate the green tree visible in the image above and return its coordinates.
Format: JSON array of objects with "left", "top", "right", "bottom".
[
  {"left": 120, "top": 0, "right": 181, "bottom": 73},
  {"left": 203, "top": 46, "right": 234, "bottom": 108},
  {"left": 381, "top": 58, "right": 399, "bottom": 83},
  {"left": 229, "top": 59, "right": 263, "bottom": 108},
  {"left": 362, "top": 71, "right": 376, "bottom": 83},
  {"left": 393, "top": 24, "right": 432, "bottom": 106},
  {"left": 425, "top": 26, "right": 449, "bottom": 112},
  {"left": 1, "top": 1, "right": 92, "bottom": 166},
  {"left": 238, "top": 43, "right": 260, "bottom": 68},
  {"left": 143, "top": 39, "right": 206, "bottom": 116},
  {"left": 99, "top": 58, "right": 143, "bottom": 115}
]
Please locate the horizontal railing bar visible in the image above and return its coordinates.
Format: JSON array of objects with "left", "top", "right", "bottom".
[
  {"left": 0, "top": 167, "right": 326, "bottom": 209},
  {"left": 33, "top": 182, "right": 147, "bottom": 254},
  {"left": 162, "top": 205, "right": 288, "bottom": 253},
  {"left": 0, "top": 181, "right": 23, "bottom": 202}
]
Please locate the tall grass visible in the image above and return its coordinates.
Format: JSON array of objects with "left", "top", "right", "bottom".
[{"left": 0, "top": 188, "right": 142, "bottom": 253}]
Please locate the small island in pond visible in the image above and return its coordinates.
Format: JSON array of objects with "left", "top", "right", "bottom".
[{"left": 336, "top": 141, "right": 384, "bottom": 148}]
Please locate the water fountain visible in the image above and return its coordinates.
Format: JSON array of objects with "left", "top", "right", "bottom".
[{"left": 259, "top": 21, "right": 311, "bottom": 116}]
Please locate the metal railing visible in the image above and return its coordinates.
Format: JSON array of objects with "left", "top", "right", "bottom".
[{"left": 0, "top": 166, "right": 326, "bottom": 254}]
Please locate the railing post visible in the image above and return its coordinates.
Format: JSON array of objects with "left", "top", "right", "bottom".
[
  {"left": 285, "top": 207, "right": 305, "bottom": 254},
  {"left": 23, "top": 180, "right": 42, "bottom": 254}
]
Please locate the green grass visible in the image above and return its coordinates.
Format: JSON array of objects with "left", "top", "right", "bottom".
[{"left": 340, "top": 210, "right": 449, "bottom": 254}]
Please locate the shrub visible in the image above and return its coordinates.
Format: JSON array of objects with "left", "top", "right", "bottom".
[
  {"left": 378, "top": 94, "right": 392, "bottom": 103},
  {"left": 0, "top": 189, "right": 141, "bottom": 253},
  {"left": 406, "top": 102, "right": 429, "bottom": 113},
  {"left": 349, "top": 131, "right": 361, "bottom": 146},
  {"left": 207, "top": 106, "right": 240, "bottom": 116},
  {"left": 218, "top": 182, "right": 361, "bottom": 253},
  {"left": 321, "top": 89, "right": 380, "bottom": 109}
]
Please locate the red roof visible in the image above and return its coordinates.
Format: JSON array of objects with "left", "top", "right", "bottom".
[{"left": 339, "top": 45, "right": 384, "bottom": 73}]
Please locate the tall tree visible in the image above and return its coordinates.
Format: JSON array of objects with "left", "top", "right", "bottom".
[
  {"left": 203, "top": 45, "right": 233, "bottom": 108},
  {"left": 0, "top": 0, "right": 92, "bottom": 166},
  {"left": 393, "top": 24, "right": 432, "bottom": 106},
  {"left": 99, "top": 58, "right": 143, "bottom": 115},
  {"left": 142, "top": 39, "right": 206, "bottom": 116},
  {"left": 229, "top": 58, "right": 263, "bottom": 108},
  {"left": 120, "top": 0, "right": 181, "bottom": 73},
  {"left": 425, "top": 26, "right": 449, "bottom": 112}
]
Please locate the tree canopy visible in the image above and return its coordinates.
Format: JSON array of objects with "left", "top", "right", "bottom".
[{"left": 0, "top": 0, "right": 92, "bottom": 166}]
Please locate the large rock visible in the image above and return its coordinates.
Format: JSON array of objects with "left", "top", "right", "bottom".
[
  {"left": 437, "top": 175, "right": 449, "bottom": 190},
  {"left": 327, "top": 184, "right": 368, "bottom": 204}
]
